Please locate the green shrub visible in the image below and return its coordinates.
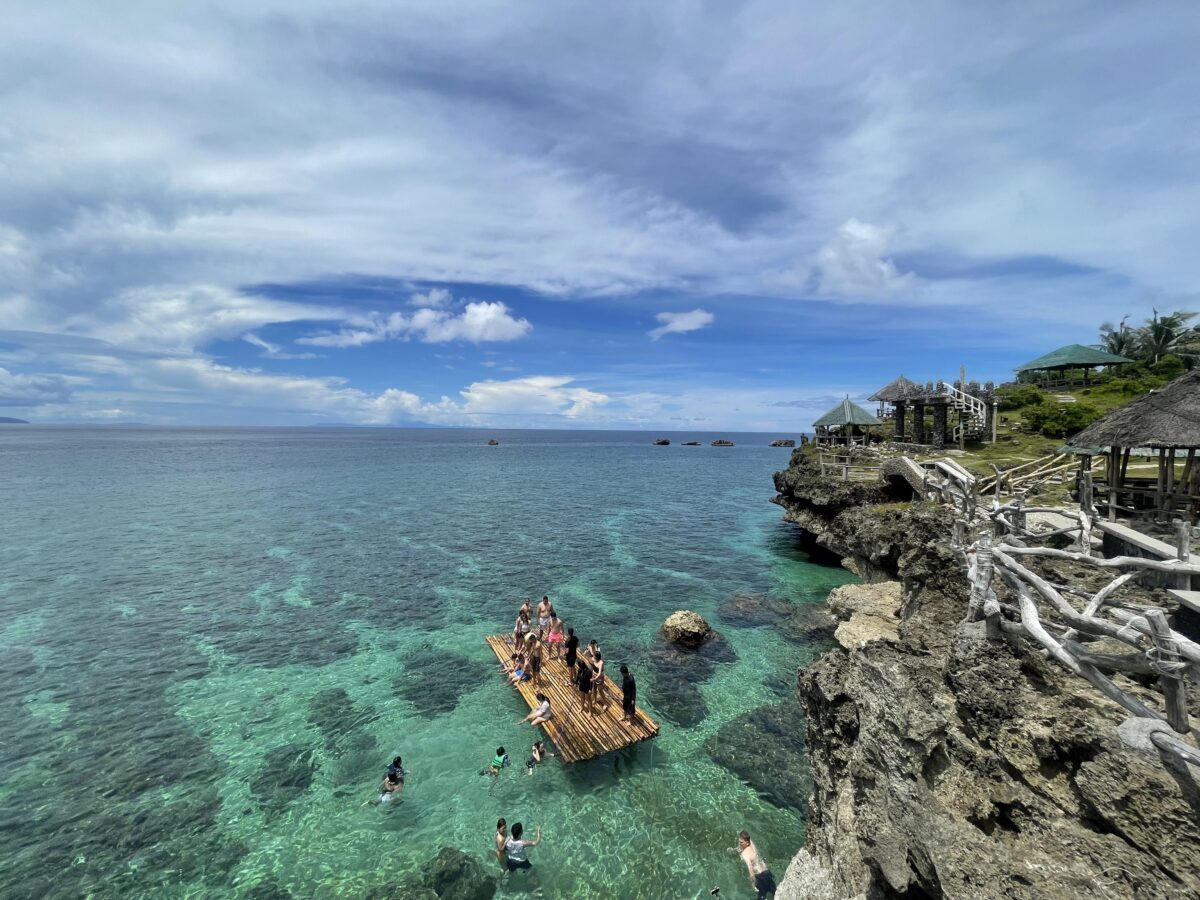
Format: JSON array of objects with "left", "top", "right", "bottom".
[
  {"left": 1150, "top": 354, "right": 1185, "bottom": 380},
  {"left": 995, "top": 384, "right": 1047, "bottom": 411},
  {"left": 1023, "top": 401, "right": 1103, "bottom": 438}
]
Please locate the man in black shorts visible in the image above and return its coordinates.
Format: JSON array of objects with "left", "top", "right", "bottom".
[
  {"left": 563, "top": 627, "right": 579, "bottom": 682},
  {"left": 619, "top": 665, "right": 637, "bottom": 724}
]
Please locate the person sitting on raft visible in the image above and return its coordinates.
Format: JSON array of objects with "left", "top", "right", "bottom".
[
  {"left": 506, "top": 652, "right": 528, "bottom": 686},
  {"left": 518, "top": 692, "right": 553, "bottom": 727}
]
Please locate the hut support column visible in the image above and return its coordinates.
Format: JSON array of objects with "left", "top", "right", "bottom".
[
  {"left": 913, "top": 402, "right": 926, "bottom": 444},
  {"left": 1156, "top": 448, "right": 1168, "bottom": 522},
  {"left": 894, "top": 402, "right": 907, "bottom": 442},
  {"left": 932, "top": 404, "right": 947, "bottom": 451},
  {"left": 1108, "top": 446, "right": 1119, "bottom": 521}
]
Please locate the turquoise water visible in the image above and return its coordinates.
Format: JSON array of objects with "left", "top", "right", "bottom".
[{"left": 0, "top": 427, "right": 850, "bottom": 899}]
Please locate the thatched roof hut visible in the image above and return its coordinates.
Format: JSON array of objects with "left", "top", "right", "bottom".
[
  {"left": 1070, "top": 371, "right": 1200, "bottom": 449},
  {"left": 1068, "top": 371, "right": 1200, "bottom": 522},
  {"left": 813, "top": 396, "right": 879, "bottom": 447},
  {"left": 868, "top": 375, "right": 920, "bottom": 403}
]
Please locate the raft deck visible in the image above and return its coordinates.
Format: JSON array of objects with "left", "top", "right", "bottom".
[{"left": 485, "top": 634, "right": 660, "bottom": 763}]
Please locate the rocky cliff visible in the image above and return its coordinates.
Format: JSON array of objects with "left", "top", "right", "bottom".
[{"left": 773, "top": 450, "right": 1200, "bottom": 900}]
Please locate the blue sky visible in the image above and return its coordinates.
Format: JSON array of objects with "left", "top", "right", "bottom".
[{"left": 1, "top": 1, "right": 1197, "bottom": 428}]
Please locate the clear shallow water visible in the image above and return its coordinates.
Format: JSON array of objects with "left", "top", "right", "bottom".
[{"left": 0, "top": 427, "right": 850, "bottom": 899}]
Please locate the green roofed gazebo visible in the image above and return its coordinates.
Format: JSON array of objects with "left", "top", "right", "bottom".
[
  {"left": 1015, "top": 344, "right": 1132, "bottom": 386},
  {"left": 813, "top": 396, "right": 880, "bottom": 447}
]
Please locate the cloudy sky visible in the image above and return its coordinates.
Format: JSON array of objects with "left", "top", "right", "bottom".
[{"left": 2, "top": 1, "right": 1197, "bottom": 429}]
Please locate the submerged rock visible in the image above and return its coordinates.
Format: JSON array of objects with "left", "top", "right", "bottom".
[
  {"left": 307, "top": 687, "right": 380, "bottom": 754},
  {"left": 250, "top": 744, "right": 319, "bottom": 818},
  {"left": 393, "top": 646, "right": 491, "bottom": 718},
  {"left": 776, "top": 604, "right": 836, "bottom": 644},
  {"left": 419, "top": 846, "right": 497, "bottom": 900},
  {"left": 647, "top": 629, "right": 736, "bottom": 727},
  {"left": 707, "top": 700, "right": 810, "bottom": 813},
  {"left": 718, "top": 592, "right": 794, "bottom": 628}
]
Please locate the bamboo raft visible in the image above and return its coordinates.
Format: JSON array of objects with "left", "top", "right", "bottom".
[{"left": 484, "top": 634, "right": 660, "bottom": 763}]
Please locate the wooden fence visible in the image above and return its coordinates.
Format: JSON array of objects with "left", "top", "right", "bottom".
[{"left": 937, "top": 465, "right": 1200, "bottom": 770}]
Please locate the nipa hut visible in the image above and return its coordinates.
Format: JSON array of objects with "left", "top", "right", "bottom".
[
  {"left": 813, "top": 396, "right": 879, "bottom": 448},
  {"left": 1068, "top": 370, "right": 1200, "bottom": 522},
  {"left": 1015, "top": 343, "right": 1131, "bottom": 387}
]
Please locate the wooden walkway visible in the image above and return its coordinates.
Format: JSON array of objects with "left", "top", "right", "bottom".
[{"left": 484, "top": 635, "right": 659, "bottom": 763}]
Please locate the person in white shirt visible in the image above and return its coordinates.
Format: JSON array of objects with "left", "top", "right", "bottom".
[{"left": 504, "top": 822, "right": 541, "bottom": 872}]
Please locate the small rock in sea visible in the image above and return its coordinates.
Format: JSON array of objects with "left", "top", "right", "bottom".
[
  {"left": 682, "top": 440, "right": 701, "bottom": 446},
  {"left": 770, "top": 439, "right": 796, "bottom": 447},
  {"left": 711, "top": 439, "right": 734, "bottom": 446},
  {"left": 486, "top": 439, "right": 499, "bottom": 445},
  {"left": 660, "top": 610, "right": 714, "bottom": 646},
  {"left": 654, "top": 438, "right": 670, "bottom": 445}
]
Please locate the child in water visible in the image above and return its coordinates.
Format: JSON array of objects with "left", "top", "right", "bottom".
[{"left": 483, "top": 746, "right": 509, "bottom": 777}]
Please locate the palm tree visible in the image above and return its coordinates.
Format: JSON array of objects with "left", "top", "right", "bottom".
[
  {"left": 1098, "top": 316, "right": 1134, "bottom": 357},
  {"left": 1137, "top": 309, "right": 1200, "bottom": 363}
]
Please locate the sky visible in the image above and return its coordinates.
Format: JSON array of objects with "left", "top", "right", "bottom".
[{"left": 1, "top": 1, "right": 1198, "bottom": 429}]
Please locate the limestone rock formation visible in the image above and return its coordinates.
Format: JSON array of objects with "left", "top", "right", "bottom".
[
  {"left": 660, "top": 610, "right": 713, "bottom": 646},
  {"left": 771, "top": 450, "right": 1200, "bottom": 900},
  {"left": 771, "top": 438, "right": 796, "bottom": 447}
]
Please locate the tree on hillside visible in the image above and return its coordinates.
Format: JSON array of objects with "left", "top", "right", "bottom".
[
  {"left": 1098, "top": 316, "right": 1135, "bottom": 357},
  {"left": 1097, "top": 309, "right": 1199, "bottom": 366},
  {"left": 1139, "top": 309, "right": 1200, "bottom": 363}
]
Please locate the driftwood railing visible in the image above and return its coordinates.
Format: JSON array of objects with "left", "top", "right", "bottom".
[
  {"left": 819, "top": 452, "right": 882, "bottom": 481},
  {"left": 944, "top": 468, "right": 1200, "bottom": 770},
  {"left": 979, "top": 452, "right": 1075, "bottom": 498}
]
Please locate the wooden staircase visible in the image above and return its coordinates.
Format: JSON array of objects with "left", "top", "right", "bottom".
[{"left": 940, "top": 381, "right": 988, "bottom": 442}]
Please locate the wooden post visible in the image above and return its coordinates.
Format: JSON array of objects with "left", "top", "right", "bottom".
[
  {"left": 991, "top": 401, "right": 998, "bottom": 444},
  {"left": 1166, "top": 448, "right": 1177, "bottom": 517},
  {"left": 1177, "top": 519, "right": 1192, "bottom": 563},
  {"left": 959, "top": 365, "right": 966, "bottom": 451},
  {"left": 1156, "top": 448, "right": 1168, "bottom": 523},
  {"left": 1014, "top": 490, "right": 1027, "bottom": 534},
  {"left": 1144, "top": 609, "right": 1190, "bottom": 735},
  {"left": 1079, "top": 469, "right": 1094, "bottom": 516},
  {"left": 1108, "top": 446, "right": 1119, "bottom": 521}
]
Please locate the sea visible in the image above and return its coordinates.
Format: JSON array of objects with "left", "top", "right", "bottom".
[{"left": 0, "top": 427, "right": 851, "bottom": 899}]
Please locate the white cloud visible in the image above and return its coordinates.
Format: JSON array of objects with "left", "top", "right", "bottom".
[
  {"left": 648, "top": 309, "right": 714, "bottom": 340},
  {"left": 408, "top": 288, "right": 453, "bottom": 308},
  {"left": 243, "top": 333, "right": 319, "bottom": 360},
  {"left": 457, "top": 375, "right": 608, "bottom": 419},
  {"left": 141, "top": 357, "right": 604, "bottom": 425},
  {"left": 0, "top": 366, "right": 76, "bottom": 406},
  {"left": 299, "top": 299, "right": 531, "bottom": 347},
  {"left": 814, "top": 219, "right": 915, "bottom": 299}
]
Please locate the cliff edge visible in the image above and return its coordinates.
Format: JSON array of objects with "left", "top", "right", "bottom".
[{"left": 773, "top": 449, "right": 1200, "bottom": 899}]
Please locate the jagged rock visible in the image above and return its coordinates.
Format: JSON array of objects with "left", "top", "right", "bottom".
[
  {"left": 827, "top": 582, "right": 902, "bottom": 648},
  {"left": 419, "top": 847, "right": 496, "bottom": 900},
  {"left": 660, "top": 610, "right": 713, "bottom": 646},
  {"left": 772, "top": 447, "right": 1200, "bottom": 899},
  {"left": 771, "top": 439, "right": 796, "bottom": 447}
]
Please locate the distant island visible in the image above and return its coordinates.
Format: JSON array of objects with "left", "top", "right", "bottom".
[{"left": 0, "top": 417, "right": 30, "bottom": 424}]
